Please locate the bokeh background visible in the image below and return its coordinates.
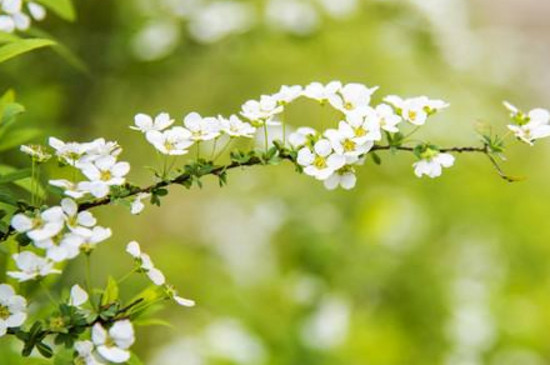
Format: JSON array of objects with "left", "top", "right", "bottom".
[{"left": 2, "top": 0, "right": 550, "bottom": 364}]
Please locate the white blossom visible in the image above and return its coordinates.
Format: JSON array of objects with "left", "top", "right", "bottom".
[
  {"left": 19, "top": 144, "right": 51, "bottom": 162},
  {"left": 48, "top": 180, "right": 87, "bottom": 199},
  {"left": 324, "top": 125, "right": 373, "bottom": 163},
  {"left": 130, "top": 193, "right": 150, "bottom": 215},
  {"left": 219, "top": 115, "right": 256, "bottom": 138},
  {"left": 0, "top": 0, "right": 44, "bottom": 33},
  {"left": 11, "top": 207, "right": 65, "bottom": 242},
  {"left": 413, "top": 151, "right": 455, "bottom": 178},
  {"left": 131, "top": 112, "right": 174, "bottom": 133},
  {"left": 324, "top": 169, "right": 357, "bottom": 190},
  {"left": 504, "top": 102, "right": 550, "bottom": 145},
  {"left": 8, "top": 251, "right": 60, "bottom": 282},
  {"left": 374, "top": 103, "right": 402, "bottom": 133},
  {"left": 78, "top": 156, "right": 130, "bottom": 198},
  {"left": 297, "top": 139, "right": 346, "bottom": 180},
  {"left": 61, "top": 198, "right": 97, "bottom": 237},
  {"left": 145, "top": 127, "right": 194, "bottom": 155},
  {"left": 74, "top": 341, "right": 105, "bottom": 365},
  {"left": 69, "top": 285, "right": 89, "bottom": 307},
  {"left": 126, "top": 241, "right": 165, "bottom": 286},
  {"left": 288, "top": 127, "right": 317, "bottom": 148},
  {"left": 328, "top": 83, "right": 378, "bottom": 114},
  {"left": 0, "top": 284, "right": 27, "bottom": 337},
  {"left": 273, "top": 85, "right": 303, "bottom": 104},
  {"left": 303, "top": 81, "right": 341, "bottom": 102},
  {"left": 48, "top": 137, "right": 90, "bottom": 166},
  {"left": 240, "top": 95, "right": 283, "bottom": 124},
  {"left": 385, "top": 95, "right": 449, "bottom": 125},
  {"left": 92, "top": 320, "right": 135, "bottom": 364},
  {"left": 36, "top": 232, "right": 83, "bottom": 262},
  {"left": 183, "top": 112, "right": 221, "bottom": 141},
  {"left": 342, "top": 110, "right": 382, "bottom": 143},
  {"left": 78, "top": 226, "right": 112, "bottom": 253}
]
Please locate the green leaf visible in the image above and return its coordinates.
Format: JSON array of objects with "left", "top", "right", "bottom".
[
  {"left": 34, "top": 0, "right": 76, "bottom": 21},
  {"left": 0, "top": 32, "right": 20, "bottom": 44},
  {"left": 0, "top": 38, "right": 56, "bottom": 64},
  {"left": 36, "top": 342, "right": 53, "bottom": 358},
  {"left": 127, "top": 353, "right": 145, "bottom": 365},
  {"left": 370, "top": 152, "right": 382, "bottom": 165},
  {"left": 132, "top": 318, "right": 174, "bottom": 328},
  {"left": 101, "top": 276, "right": 119, "bottom": 306},
  {"left": 0, "top": 128, "right": 42, "bottom": 151},
  {"left": 0, "top": 169, "right": 31, "bottom": 184}
]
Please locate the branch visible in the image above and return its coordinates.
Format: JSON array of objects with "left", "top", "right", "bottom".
[{"left": 1, "top": 143, "right": 494, "bottom": 243}]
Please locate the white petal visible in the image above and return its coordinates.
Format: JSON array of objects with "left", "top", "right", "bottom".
[
  {"left": 27, "top": 2, "right": 46, "bottom": 20},
  {"left": 6, "top": 312, "right": 26, "bottom": 327},
  {"left": 92, "top": 323, "right": 107, "bottom": 345},
  {"left": 314, "top": 139, "right": 332, "bottom": 157},
  {"left": 174, "top": 295, "right": 195, "bottom": 307},
  {"left": 11, "top": 214, "right": 33, "bottom": 232},
  {"left": 340, "top": 173, "right": 356, "bottom": 190},
  {"left": 147, "top": 268, "right": 166, "bottom": 286},
  {"left": 70, "top": 285, "right": 89, "bottom": 307},
  {"left": 61, "top": 198, "right": 78, "bottom": 217},
  {"left": 297, "top": 148, "right": 315, "bottom": 166},
  {"left": 435, "top": 153, "right": 455, "bottom": 168},
  {"left": 126, "top": 241, "right": 141, "bottom": 258},
  {"left": 0, "top": 284, "right": 15, "bottom": 299},
  {"left": 97, "top": 346, "right": 130, "bottom": 363},
  {"left": 134, "top": 113, "right": 153, "bottom": 131},
  {"left": 111, "top": 162, "right": 130, "bottom": 177}
]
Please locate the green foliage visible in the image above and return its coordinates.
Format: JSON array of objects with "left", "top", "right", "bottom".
[{"left": 0, "top": 38, "right": 56, "bottom": 64}]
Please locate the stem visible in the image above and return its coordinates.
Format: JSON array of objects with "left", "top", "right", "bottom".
[
  {"left": 85, "top": 254, "right": 96, "bottom": 310},
  {"left": 281, "top": 112, "right": 286, "bottom": 147},
  {"left": 210, "top": 138, "right": 218, "bottom": 160},
  {"left": 117, "top": 269, "right": 136, "bottom": 284},
  {"left": 263, "top": 124, "right": 269, "bottom": 153},
  {"left": 195, "top": 141, "right": 201, "bottom": 160}
]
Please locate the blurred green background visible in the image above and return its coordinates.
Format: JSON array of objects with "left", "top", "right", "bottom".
[{"left": 2, "top": 0, "right": 550, "bottom": 364}]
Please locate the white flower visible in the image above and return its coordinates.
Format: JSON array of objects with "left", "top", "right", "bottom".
[
  {"left": 74, "top": 341, "right": 104, "bottom": 365},
  {"left": 36, "top": 232, "right": 83, "bottom": 262},
  {"left": 27, "top": 2, "right": 46, "bottom": 21},
  {"left": 385, "top": 95, "right": 449, "bottom": 125},
  {"left": 413, "top": 152, "right": 455, "bottom": 178},
  {"left": 126, "top": 241, "right": 165, "bottom": 285},
  {"left": 328, "top": 83, "right": 378, "bottom": 114},
  {"left": 92, "top": 320, "right": 135, "bottom": 364},
  {"left": 130, "top": 193, "right": 150, "bottom": 215},
  {"left": 324, "top": 125, "right": 373, "bottom": 163},
  {"left": 0, "top": 15, "right": 15, "bottom": 32},
  {"left": 324, "top": 169, "right": 357, "bottom": 190},
  {"left": 131, "top": 112, "right": 174, "bottom": 133},
  {"left": 61, "top": 198, "right": 97, "bottom": 237},
  {"left": 183, "top": 112, "right": 221, "bottom": 141},
  {"left": 219, "top": 115, "right": 256, "bottom": 138},
  {"left": 145, "top": 127, "right": 194, "bottom": 155},
  {"left": 126, "top": 241, "right": 141, "bottom": 258},
  {"left": 19, "top": 145, "right": 51, "bottom": 162},
  {"left": 303, "top": 81, "right": 342, "bottom": 102},
  {"left": 165, "top": 285, "right": 196, "bottom": 307},
  {"left": 240, "top": 95, "right": 284, "bottom": 124},
  {"left": 374, "top": 104, "right": 402, "bottom": 133},
  {"left": 273, "top": 85, "right": 303, "bottom": 104},
  {"left": 288, "top": 127, "right": 317, "bottom": 148},
  {"left": 48, "top": 137, "right": 89, "bottom": 166},
  {"left": 82, "top": 139, "right": 122, "bottom": 163},
  {"left": 11, "top": 207, "right": 65, "bottom": 242},
  {"left": 48, "top": 179, "right": 87, "bottom": 199},
  {"left": 0, "top": 284, "right": 27, "bottom": 337},
  {"left": 7, "top": 251, "right": 60, "bottom": 282},
  {"left": 297, "top": 139, "right": 346, "bottom": 180},
  {"left": 504, "top": 102, "right": 550, "bottom": 145},
  {"left": 342, "top": 110, "right": 382, "bottom": 143},
  {"left": 78, "top": 226, "right": 112, "bottom": 253},
  {"left": 69, "top": 285, "right": 89, "bottom": 307},
  {"left": 78, "top": 156, "right": 130, "bottom": 198}
]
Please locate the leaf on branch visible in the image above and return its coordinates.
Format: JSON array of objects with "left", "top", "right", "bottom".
[
  {"left": 101, "top": 276, "right": 119, "bottom": 306},
  {"left": 0, "top": 169, "right": 31, "bottom": 184},
  {"left": 0, "top": 38, "right": 56, "bottom": 64}
]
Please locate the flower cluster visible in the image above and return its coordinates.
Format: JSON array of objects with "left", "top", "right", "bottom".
[
  {"left": 133, "top": 112, "right": 256, "bottom": 156},
  {"left": 504, "top": 102, "right": 550, "bottom": 145},
  {"left": 0, "top": 0, "right": 46, "bottom": 33},
  {"left": 10, "top": 198, "right": 111, "bottom": 277},
  {"left": 48, "top": 137, "right": 130, "bottom": 199}
]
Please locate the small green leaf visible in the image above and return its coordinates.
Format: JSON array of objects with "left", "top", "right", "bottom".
[
  {"left": 36, "top": 342, "right": 53, "bottom": 358},
  {"left": 34, "top": 0, "right": 76, "bottom": 21},
  {"left": 370, "top": 152, "right": 382, "bottom": 165},
  {"left": 101, "top": 275, "right": 119, "bottom": 306},
  {"left": 0, "top": 38, "right": 56, "bottom": 64}
]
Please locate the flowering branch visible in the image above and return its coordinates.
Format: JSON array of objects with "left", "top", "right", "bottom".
[{"left": 2, "top": 81, "right": 548, "bottom": 363}]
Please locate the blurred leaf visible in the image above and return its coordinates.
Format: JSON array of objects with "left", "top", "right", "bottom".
[
  {"left": 53, "top": 349, "right": 73, "bottom": 365},
  {"left": 0, "top": 165, "right": 45, "bottom": 198},
  {"left": 0, "top": 38, "right": 56, "bottom": 64},
  {"left": 28, "top": 28, "right": 89, "bottom": 74},
  {"left": 0, "top": 187, "right": 17, "bottom": 207},
  {"left": 0, "top": 128, "right": 42, "bottom": 152},
  {"left": 34, "top": 0, "right": 76, "bottom": 22},
  {"left": 127, "top": 353, "right": 145, "bottom": 365},
  {"left": 0, "top": 32, "right": 19, "bottom": 43},
  {"left": 0, "top": 169, "right": 31, "bottom": 184},
  {"left": 132, "top": 318, "right": 174, "bottom": 328}
]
